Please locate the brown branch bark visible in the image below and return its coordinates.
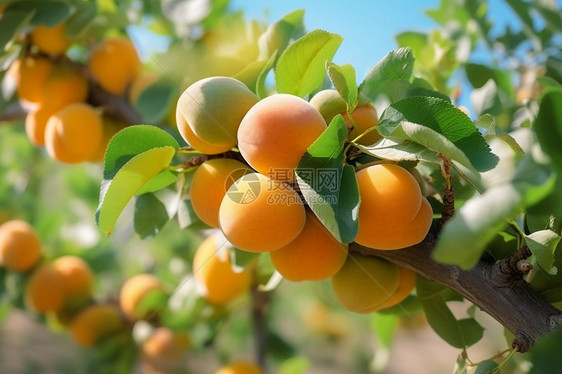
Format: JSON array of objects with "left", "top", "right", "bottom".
[
  {"left": 351, "top": 237, "right": 562, "bottom": 353},
  {"left": 251, "top": 283, "right": 269, "bottom": 371}
]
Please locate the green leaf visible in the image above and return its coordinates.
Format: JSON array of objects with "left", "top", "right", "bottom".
[
  {"left": 258, "top": 9, "right": 305, "bottom": 61},
  {"left": 296, "top": 116, "right": 360, "bottom": 243},
  {"left": 275, "top": 29, "right": 343, "bottom": 97},
  {"left": 6, "top": 0, "right": 73, "bottom": 27},
  {"left": 357, "top": 137, "right": 442, "bottom": 164},
  {"left": 465, "top": 63, "right": 514, "bottom": 98},
  {"left": 453, "top": 355, "right": 468, "bottom": 374},
  {"left": 278, "top": 356, "right": 310, "bottom": 374},
  {"left": 134, "top": 193, "right": 170, "bottom": 239},
  {"left": 359, "top": 47, "right": 415, "bottom": 100},
  {"left": 65, "top": 1, "right": 97, "bottom": 37},
  {"left": 378, "top": 96, "right": 499, "bottom": 172},
  {"left": 135, "top": 170, "right": 178, "bottom": 195},
  {"left": 326, "top": 62, "right": 357, "bottom": 111},
  {"left": 376, "top": 295, "right": 423, "bottom": 317},
  {"left": 135, "top": 79, "right": 177, "bottom": 124},
  {"left": 0, "top": 10, "right": 34, "bottom": 52},
  {"left": 474, "top": 360, "right": 499, "bottom": 374},
  {"left": 371, "top": 313, "right": 398, "bottom": 348},
  {"left": 135, "top": 288, "right": 169, "bottom": 319},
  {"left": 233, "top": 59, "right": 270, "bottom": 93},
  {"left": 230, "top": 248, "right": 260, "bottom": 269},
  {"left": 256, "top": 50, "right": 278, "bottom": 99},
  {"left": 103, "top": 125, "right": 179, "bottom": 180},
  {"left": 534, "top": 91, "right": 562, "bottom": 170},
  {"left": 529, "top": 327, "right": 562, "bottom": 373},
  {"left": 177, "top": 198, "right": 200, "bottom": 229},
  {"left": 417, "top": 277, "right": 484, "bottom": 349},
  {"left": 525, "top": 230, "right": 561, "bottom": 275},
  {"left": 396, "top": 32, "right": 427, "bottom": 62},
  {"left": 96, "top": 147, "right": 176, "bottom": 235}
]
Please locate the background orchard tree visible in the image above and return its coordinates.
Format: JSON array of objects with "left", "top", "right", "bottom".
[{"left": 0, "top": 0, "right": 562, "bottom": 373}]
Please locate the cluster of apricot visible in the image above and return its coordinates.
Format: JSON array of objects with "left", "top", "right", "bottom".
[
  {"left": 176, "top": 76, "right": 434, "bottom": 314},
  {"left": 0, "top": 219, "right": 205, "bottom": 373},
  {"left": 7, "top": 20, "right": 154, "bottom": 163}
]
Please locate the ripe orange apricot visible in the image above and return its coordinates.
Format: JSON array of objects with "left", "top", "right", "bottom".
[
  {"left": 30, "top": 22, "right": 72, "bottom": 55},
  {"left": 129, "top": 71, "right": 159, "bottom": 105},
  {"left": 331, "top": 253, "right": 400, "bottom": 314},
  {"left": 355, "top": 164, "right": 433, "bottom": 250},
  {"left": 237, "top": 94, "right": 327, "bottom": 182},
  {"left": 270, "top": 211, "right": 348, "bottom": 281},
  {"left": 70, "top": 304, "right": 124, "bottom": 347},
  {"left": 216, "top": 361, "right": 264, "bottom": 374},
  {"left": 0, "top": 220, "right": 41, "bottom": 272},
  {"left": 310, "top": 89, "right": 380, "bottom": 145},
  {"left": 14, "top": 56, "right": 54, "bottom": 107},
  {"left": 192, "top": 234, "right": 251, "bottom": 305},
  {"left": 219, "top": 172, "right": 306, "bottom": 252},
  {"left": 374, "top": 266, "right": 417, "bottom": 311},
  {"left": 42, "top": 63, "right": 89, "bottom": 110},
  {"left": 52, "top": 255, "right": 94, "bottom": 300},
  {"left": 26, "top": 264, "right": 66, "bottom": 312},
  {"left": 25, "top": 106, "right": 56, "bottom": 146},
  {"left": 141, "top": 327, "right": 190, "bottom": 374},
  {"left": 88, "top": 37, "right": 141, "bottom": 95},
  {"left": 176, "top": 113, "right": 228, "bottom": 154},
  {"left": 44, "top": 103, "right": 103, "bottom": 164},
  {"left": 176, "top": 77, "right": 258, "bottom": 153},
  {"left": 120, "top": 274, "right": 167, "bottom": 321},
  {"left": 190, "top": 158, "right": 253, "bottom": 228}
]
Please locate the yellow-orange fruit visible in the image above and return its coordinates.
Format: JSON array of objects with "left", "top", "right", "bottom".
[
  {"left": 374, "top": 266, "right": 417, "bottom": 311},
  {"left": 141, "top": 327, "right": 190, "bottom": 374},
  {"left": 70, "top": 304, "right": 124, "bottom": 347},
  {"left": 42, "top": 63, "right": 89, "bottom": 111},
  {"left": 176, "top": 77, "right": 258, "bottom": 153},
  {"left": 26, "top": 264, "right": 66, "bottom": 312},
  {"left": 216, "top": 361, "right": 264, "bottom": 374},
  {"left": 331, "top": 253, "right": 400, "bottom": 314},
  {"left": 44, "top": 103, "right": 103, "bottom": 164},
  {"left": 52, "top": 256, "right": 93, "bottom": 300},
  {"left": 219, "top": 173, "right": 306, "bottom": 252},
  {"left": 192, "top": 234, "right": 251, "bottom": 305},
  {"left": 190, "top": 158, "right": 253, "bottom": 228},
  {"left": 14, "top": 56, "right": 54, "bottom": 106},
  {"left": 176, "top": 114, "right": 227, "bottom": 154},
  {"left": 355, "top": 164, "right": 432, "bottom": 250},
  {"left": 0, "top": 220, "right": 41, "bottom": 272},
  {"left": 30, "top": 22, "right": 71, "bottom": 55},
  {"left": 270, "top": 211, "right": 348, "bottom": 281},
  {"left": 120, "top": 274, "right": 167, "bottom": 320},
  {"left": 310, "top": 89, "right": 380, "bottom": 145},
  {"left": 129, "top": 71, "right": 159, "bottom": 105},
  {"left": 238, "top": 94, "right": 327, "bottom": 182},
  {"left": 25, "top": 106, "right": 56, "bottom": 146},
  {"left": 88, "top": 37, "right": 141, "bottom": 95}
]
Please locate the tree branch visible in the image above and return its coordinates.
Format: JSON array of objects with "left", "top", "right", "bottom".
[{"left": 351, "top": 237, "right": 562, "bottom": 352}]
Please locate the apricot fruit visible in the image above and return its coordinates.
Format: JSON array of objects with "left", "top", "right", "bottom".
[
  {"left": 190, "top": 158, "right": 253, "bottom": 228},
  {"left": 219, "top": 172, "right": 306, "bottom": 252},
  {"left": 52, "top": 255, "right": 94, "bottom": 300},
  {"left": 25, "top": 106, "right": 56, "bottom": 146},
  {"left": 44, "top": 103, "right": 103, "bottom": 164},
  {"left": 216, "top": 361, "right": 264, "bottom": 374},
  {"left": 355, "top": 164, "right": 433, "bottom": 250},
  {"left": 120, "top": 274, "right": 167, "bottom": 321},
  {"left": 42, "top": 63, "right": 89, "bottom": 111},
  {"left": 374, "top": 266, "right": 417, "bottom": 311},
  {"left": 175, "top": 113, "right": 228, "bottom": 154},
  {"left": 331, "top": 253, "right": 400, "bottom": 314},
  {"left": 88, "top": 37, "right": 141, "bottom": 95},
  {"left": 26, "top": 264, "right": 66, "bottom": 312},
  {"left": 30, "top": 22, "right": 72, "bottom": 55},
  {"left": 0, "top": 220, "right": 41, "bottom": 272},
  {"left": 192, "top": 234, "right": 251, "bottom": 305},
  {"left": 270, "top": 211, "right": 348, "bottom": 281},
  {"left": 310, "top": 89, "right": 380, "bottom": 145},
  {"left": 237, "top": 94, "right": 327, "bottom": 182},
  {"left": 70, "top": 304, "right": 124, "bottom": 347},
  {"left": 141, "top": 327, "right": 190, "bottom": 374},
  {"left": 14, "top": 56, "right": 54, "bottom": 107},
  {"left": 176, "top": 77, "right": 258, "bottom": 153}
]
